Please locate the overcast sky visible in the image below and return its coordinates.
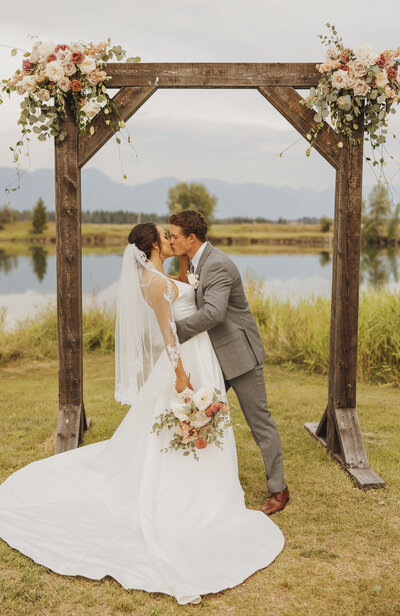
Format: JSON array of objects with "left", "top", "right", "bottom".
[{"left": 1, "top": 0, "right": 400, "bottom": 198}]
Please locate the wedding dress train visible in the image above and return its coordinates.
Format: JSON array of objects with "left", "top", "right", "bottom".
[{"left": 0, "top": 279, "right": 284, "bottom": 605}]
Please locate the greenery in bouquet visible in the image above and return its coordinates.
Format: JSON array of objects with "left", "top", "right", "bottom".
[
  {"left": 303, "top": 24, "right": 400, "bottom": 173},
  {"left": 151, "top": 386, "right": 231, "bottom": 461},
  {"left": 0, "top": 38, "right": 140, "bottom": 195}
]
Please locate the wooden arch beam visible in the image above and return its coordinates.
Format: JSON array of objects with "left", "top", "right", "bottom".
[
  {"left": 258, "top": 86, "right": 340, "bottom": 169},
  {"left": 78, "top": 86, "right": 157, "bottom": 168}
]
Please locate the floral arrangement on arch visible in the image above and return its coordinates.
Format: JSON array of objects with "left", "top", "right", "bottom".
[
  {"left": 303, "top": 25, "right": 400, "bottom": 168},
  {"left": 1, "top": 39, "right": 140, "bottom": 146}
]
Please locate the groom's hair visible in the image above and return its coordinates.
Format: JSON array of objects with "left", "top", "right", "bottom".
[{"left": 169, "top": 210, "right": 207, "bottom": 242}]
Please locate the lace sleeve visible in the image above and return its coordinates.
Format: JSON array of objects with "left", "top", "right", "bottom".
[{"left": 141, "top": 273, "right": 180, "bottom": 371}]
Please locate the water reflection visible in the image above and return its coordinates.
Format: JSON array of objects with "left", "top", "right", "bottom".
[
  {"left": 319, "top": 251, "right": 331, "bottom": 267},
  {"left": 360, "top": 246, "right": 399, "bottom": 290},
  {"left": 0, "top": 249, "right": 18, "bottom": 275},
  {"left": 30, "top": 246, "right": 48, "bottom": 283}
]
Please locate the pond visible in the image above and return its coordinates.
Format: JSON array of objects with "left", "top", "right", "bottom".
[{"left": 0, "top": 246, "right": 399, "bottom": 328}]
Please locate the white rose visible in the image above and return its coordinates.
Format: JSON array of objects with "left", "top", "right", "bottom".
[
  {"left": 38, "top": 41, "right": 56, "bottom": 59},
  {"left": 356, "top": 44, "right": 378, "bottom": 66},
  {"left": 56, "top": 49, "right": 72, "bottom": 65},
  {"left": 57, "top": 77, "right": 71, "bottom": 93},
  {"left": 176, "top": 387, "right": 194, "bottom": 406},
  {"left": 170, "top": 399, "right": 189, "bottom": 422},
  {"left": 187, "top": 273, "right": 199, "bottom": 289},
  {"left": 81, "top": 101, "right": 100, "bottom": 119},
  {"left": 352, "top": 78, "right": 371, "bottom": 97},
  {"left": 375, "top": 70, "right": 389, "bottom": 88},
  {"left": 63, "top": 62, "right": 77, "bottom": 77},
  {"left": 347, "top": 60, "right": 367, "bottom": 78},
  {"left": 326, "top": 45, "right": 340, "bottom": 61},
  {"left": 331, "top": 69, "right": 351, "bottom": 90},
  {"left": 20, "top": 75, "right": 37, "bottom": 93},
  {"left": 44, "top": 61, "right": 65, "bottom": 82},
  {"left": 192, "top": 386, "right": 213, "bottom": 412},
  {"left": 69, "top": 42, "right": 84, "bottom": 54},
  {"left": 29, "top": 50, "right": 40, "bottom": 63},
  {"left": 78, "top": 56, "right": 97, "bottom": 74},
  {"left": 36, "top": 88, "right": 50, "bottom": 101}
]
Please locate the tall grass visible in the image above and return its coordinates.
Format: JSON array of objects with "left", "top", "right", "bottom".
[
  {"left": 0, "top": 305, "right": 115, "bottom": 365},
  {"left": 246, "top": 278, "right": 400, "bottom": 385},
  {"left": 1, "top": 285, "right": 400, "bottom": 385}
]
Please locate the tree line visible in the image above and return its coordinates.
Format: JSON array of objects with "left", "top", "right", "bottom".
[{"left": 1, "top": 181, "right": 399, "bottom": 243}]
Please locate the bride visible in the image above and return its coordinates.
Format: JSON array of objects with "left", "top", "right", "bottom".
[{"left": 0, "top": 222, "right": 284, "bottom": 605}]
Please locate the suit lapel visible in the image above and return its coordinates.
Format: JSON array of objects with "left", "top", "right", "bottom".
[{"left": 195, "top": 242, "right": 213, "bottom": 275}]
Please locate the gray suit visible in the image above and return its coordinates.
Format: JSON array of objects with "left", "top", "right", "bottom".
[{"left": 175, "top": 242, "right": 286, "bottom": 493}]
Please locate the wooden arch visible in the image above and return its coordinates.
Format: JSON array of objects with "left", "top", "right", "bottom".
[{"left": 54, "top": 62, "right": 385, "bottom": 490}]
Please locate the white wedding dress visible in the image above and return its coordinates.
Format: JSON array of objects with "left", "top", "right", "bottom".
[{"left": 0, "top": 279, "right": 284, "bottom": 605}]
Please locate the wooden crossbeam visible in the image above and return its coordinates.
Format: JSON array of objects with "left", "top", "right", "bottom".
[
  {"left": 104, "top": 62, "right": 320, "bottom": 89},
  {"left": 78, "top": 86, "right": 157, "bottom": 168},
  {"left": 258, "top": 86, "right": 340, "bottom": 169}
]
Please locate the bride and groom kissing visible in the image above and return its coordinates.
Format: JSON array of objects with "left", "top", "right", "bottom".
[
  {"left": 168, "top": 209, "right": 289, "bottom": 516},
  {"left": 0, "top": 208, "right": 289, "bottom": 606}
]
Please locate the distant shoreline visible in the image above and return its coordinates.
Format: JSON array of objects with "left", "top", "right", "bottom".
[{"left": 0, "top": 221, "right": 333, "bottom": 249}]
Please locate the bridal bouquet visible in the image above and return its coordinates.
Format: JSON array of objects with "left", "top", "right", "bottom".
[{"left": 151, "top": 386, "right": 230, "bottom": 460}]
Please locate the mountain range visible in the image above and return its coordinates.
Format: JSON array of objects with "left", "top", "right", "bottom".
[{"left": 1, "top": 166, "right": 343, "bottom": 220}]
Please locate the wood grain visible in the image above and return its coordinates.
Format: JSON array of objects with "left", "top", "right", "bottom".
[
  {"left": 103, "top": 63, "right": 321, "bottom": 89},
  {"left": 78, "top": 86, "right": 157, "bottom": 167},
  {"left": 54, "top": 108, "right": 86, "bottom": 454}
]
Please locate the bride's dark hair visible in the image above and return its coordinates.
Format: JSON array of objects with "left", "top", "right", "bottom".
[{"left": 128, "top": 223, "right": 161, "bottom": 259}]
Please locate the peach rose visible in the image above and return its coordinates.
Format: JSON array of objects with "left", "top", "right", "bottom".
[
  {"left": 387, "top": 67, "right": 398, "bottom": 81},
  {"left": 72, "top": 52, "right": 85, "bottom": 64},
  {"left": 375, "top": 70, "right": 389, "bottom": 88},
  {"left": 71, "top": 79, "right": 82, "bottom": 92}
]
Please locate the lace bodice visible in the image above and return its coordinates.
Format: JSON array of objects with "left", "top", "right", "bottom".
[{"left": 171, "top": 279, "right": 197, "bottom": 320}]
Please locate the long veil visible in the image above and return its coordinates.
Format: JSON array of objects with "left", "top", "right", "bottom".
[{"left": 114, "top": 243, "right": 180, "bottom": 406}]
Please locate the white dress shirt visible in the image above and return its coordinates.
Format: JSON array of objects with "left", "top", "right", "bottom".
[{"left": 190, "top": 241, "right": 208, "bottom": 272}]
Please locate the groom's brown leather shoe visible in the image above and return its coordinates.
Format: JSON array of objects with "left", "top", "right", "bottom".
[{"left": 261, "top": 487, "right": 290, "bottom": 515}]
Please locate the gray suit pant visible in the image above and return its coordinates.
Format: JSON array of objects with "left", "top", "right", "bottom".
[{"left": 225, "top": 363, "right": 286, "bottom": 494}]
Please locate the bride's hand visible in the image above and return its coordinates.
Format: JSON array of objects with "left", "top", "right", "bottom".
[{"left": 175, "top": 373, "right": 193, "bottom": 393}]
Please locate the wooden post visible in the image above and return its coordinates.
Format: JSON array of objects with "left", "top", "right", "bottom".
[
  {"left": 305, "top": 125, "right": 385, "bottom": 489},
  {"left": 54, "top": 108, "right": 87, "bottom": 454}
]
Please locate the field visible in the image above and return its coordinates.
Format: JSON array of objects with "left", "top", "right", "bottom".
[
  {"left": 0, "top": 220, "right": 332, "bottom": 248},
  {"left": 0, "top": 356, "right": 399, "bottom": 616}
]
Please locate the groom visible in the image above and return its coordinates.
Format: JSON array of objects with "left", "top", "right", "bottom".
[{"left": 169, "top": 210, "right": 289, "bottom": 516}]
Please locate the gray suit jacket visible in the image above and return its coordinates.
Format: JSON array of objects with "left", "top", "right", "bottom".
[{"left": 175, "top": 242, "right": 266, "bottom": 380}]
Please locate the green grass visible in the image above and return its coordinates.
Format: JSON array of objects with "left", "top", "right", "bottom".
[{"left": 0, "top": 356, "right": 399, "bottom": 616}]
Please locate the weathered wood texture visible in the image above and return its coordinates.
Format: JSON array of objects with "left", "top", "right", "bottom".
[
  {"left": 54, "top": 108, "right": 87, "bottom": 454},
  {"left": 311, "top": 125, "right": 385, "bottom": 488},
  {"left": 258, "top": 86, "right": 341, "bottom": 169},
  {"left": 78, "top": 86, "right": 157, "bottom": 167},
  {"left": 104, "top": 63, "right": 320, "bottom": 89}
]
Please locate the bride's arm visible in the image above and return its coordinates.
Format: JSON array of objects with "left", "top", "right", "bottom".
[
  {"left": 167, "top": 254, "right": 190, "bottom": 283},
  {"left": 144, "top": 275, "right": 193, "bottom": 392}
]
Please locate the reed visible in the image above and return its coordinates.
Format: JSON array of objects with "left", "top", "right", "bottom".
[{"left": 1, "top": 284, "right": 400, "bottom": 385}]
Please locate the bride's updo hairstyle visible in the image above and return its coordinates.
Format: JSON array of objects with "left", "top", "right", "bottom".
[{"left": 128, "top": 222, "right": 161, "bottom": 259}]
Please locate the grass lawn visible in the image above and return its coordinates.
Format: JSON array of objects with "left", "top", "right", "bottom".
[{"left": 0, "top": 356, "right": 399, "bottom": 616}]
